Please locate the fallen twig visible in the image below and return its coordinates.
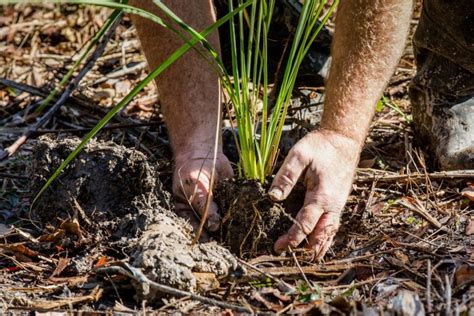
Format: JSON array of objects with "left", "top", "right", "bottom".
[
  {"left": 396, "top": 199, "right": 446, "bottom": 231},
  {"left": 0, "top": 14, "right": 122, "bottom": 162},
  {"left": 5, "top": 122, "right": 162, "bottom": 135},
  {"left": 0, "top": 172, "right": 28, "bottom": 179},
  {"left": 96, "top": 262, "right": 251, "bottom": 313},
  {"left": 355, "top": 169, "right": 474, "bottom": 184},
  {"left": 237, "top": 258, "right": 296, "bottom": 293},
  {"left": 30, "top": 286, "right": 102, "bottom": 310},
  {"left": 92, "top": 61, "right": 146, "bottom": 85},
  {"left": 427, "top": 259, "right": 432, "bottom": 314}
]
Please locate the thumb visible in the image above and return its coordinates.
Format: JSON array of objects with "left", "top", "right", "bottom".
[{"left": 269, "top": 148, "right": 307, "bottom": 201}]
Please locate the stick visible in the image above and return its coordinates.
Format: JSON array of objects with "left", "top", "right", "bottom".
[
  {"left": 92, "top": 61, "right": 146, "bottom": 85},
  {"left": 396, "top": 199, "right": 446, "bottom": 231},
  {"left": 237, "top": 258, "right": 296, "bottom": 293},
  {"left": 445, "top": 274, "right": 451, "bottom": 315},
  {"left": 355, "top": 170, "right": 474, "bottom": 184},
  {"left": 427, "top": 259, "right": 432, "bottom": 314},
  {"left": 0, "top": 15, "right": 122, "bottom": 162},
  {"left": 96, "top": 263, "right": 251, "bottom": 312},
  {"left": 0, "top": 172, "right": 28, "bottom": 179}
]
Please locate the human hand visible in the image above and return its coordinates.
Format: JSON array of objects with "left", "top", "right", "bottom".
[
  {"left": 269, "top": 130, "right": 360, "bottom": 259},
  {"left": 173, "top": 148, "right": 233, "bottom": 233}
]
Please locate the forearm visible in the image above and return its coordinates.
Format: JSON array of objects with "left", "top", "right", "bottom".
[
  {"left": 129, "top": 0, "right": 221, "bottom": 155},
  {"left": 321, "top": 0, "right": 413, "bottom": 145}
]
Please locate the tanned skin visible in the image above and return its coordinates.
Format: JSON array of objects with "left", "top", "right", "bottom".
[
  {"left": 269, "top": 0, "right": 413, "bottom": 257},
  {"left": 130, "top": 0, "right": 413, "bottom": 257},
  {"left": 129, "top": 0, "right": 233, "bottom": 232}
]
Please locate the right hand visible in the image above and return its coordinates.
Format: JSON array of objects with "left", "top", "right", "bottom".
[
  {"left": 173, "top": 149, "right": 233, "bottom": 232},
  {"left": 269, "top": 130, "right": 359, "bottom": 259}
]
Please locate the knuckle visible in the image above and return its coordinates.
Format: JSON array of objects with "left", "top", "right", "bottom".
[
  {"left": 289, "top": 145, "right": 306, "bottom": 160},
  {"left": 277, "top": 172, "right": 296, "bottom": 188},
  {"left": 287, "top": 237, "right": 302, "bottom": 248},
  {"left": 287, "top": 231, "right": 302, "bottom": 247},
  {"left": 300, "top": 221, "right": 314, "bottom": 235}
]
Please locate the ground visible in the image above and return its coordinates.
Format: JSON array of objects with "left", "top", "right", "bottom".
[{"left": 0, "top": 2, "right": 473, "bottom": 314}]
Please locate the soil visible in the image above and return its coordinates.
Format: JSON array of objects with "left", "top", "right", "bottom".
[
  {"left": 30, "top": 136, "right": 243, "bottom": 302},
  {"left": 216, "top": 179, "right": 304, "bottom": 258}
]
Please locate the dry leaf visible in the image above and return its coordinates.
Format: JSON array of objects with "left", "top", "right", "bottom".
[
  {"left": 251, "top": 290, "right": 284, "bottom": 312},
  {"left": 1, "top": 243, "right": 38, "bottom": 258},
  {"left": 260, "top": 288, "right": 291, "bottom": 302},
  {"left": 95, "top": 256, "right": 107, "bottom": 269},
  {"left": 60, "top": 219, "right": 83, "bottom": 241},
  {"left": 194, "top": 272, "right": 219, "bottom": 291},
  {"left": 358, "top": 158, "right": 376, "bottom": 169},
  {"left": 454, "top": 264, "right": 474, "bottom": 287},
  {"left": 394, "top": 250, "right": 410, "bottom": 264},
  {"left": 115, "top": 80, "right": 131, "bottom": 95},
  {"left": 38, "top": 229, "right": 65, "bottom": 243},
  {"left": 50, "top": 258, "right": 70, "bottom": 278}
]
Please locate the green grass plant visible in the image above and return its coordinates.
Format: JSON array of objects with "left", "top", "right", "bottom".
[{"left": 220, "top": 0, "right": 338, "bottom": 182}]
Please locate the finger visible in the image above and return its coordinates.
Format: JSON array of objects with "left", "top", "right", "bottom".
[
  {"left": 307, "top": 212, "right": 340, "bottom": 258},
  {"left": 269, "top": 148, "right": 307, "bottom": 201},
  {"left": 174, "top": 168, "right": 222, "bottom": 231},
  {"left": 316, "top": 235, "right": 334, "bottom": 260},
  {"left": 274, "top": 200, "right": 324, "bottom": 252},
  {"left": 187, "top": 179, "right": 222, "bottom": 232},
  {"left": 217, "top": 158, "right": 234, "bottom": 179},
  {"left": 174, "top": 202, "right": 210, "bottom": 241}
]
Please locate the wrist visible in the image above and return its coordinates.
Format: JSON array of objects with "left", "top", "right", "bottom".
[
  {"left": 317, "top": 128, "right": 362, "bottom": 150},
  {"left": 174, "top": 141, "right": 224, "bottom": 164}
]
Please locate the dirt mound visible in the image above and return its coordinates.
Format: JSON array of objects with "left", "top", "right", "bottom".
[
  {"left": 216, "top": 179, "right": 304, "bottom": 258},
  {"left": 30, "top": 136, "right": 243, "bottom": 302},
  {"left": 31, "top": 135, "right": 171, "bottom": 240}
]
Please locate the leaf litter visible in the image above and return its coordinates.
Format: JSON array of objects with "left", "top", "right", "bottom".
[{"left": 0, "top": 2, "right": 473, "bottom": 314}]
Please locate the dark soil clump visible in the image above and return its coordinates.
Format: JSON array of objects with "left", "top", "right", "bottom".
[
  {"left": 29, "top": 136, "right": 243, "bottom": 302},
  {"left": 215, "top": 179, "right": 304, "bottom": 258},
  {"left": 31, "top": 135, "right": 171, "bottom": 241}
]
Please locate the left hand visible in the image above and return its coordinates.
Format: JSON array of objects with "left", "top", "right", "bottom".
[
  {"left": 173, "top": 149, "right": 233, "bottom": 232},
  {"left": 269, "top": 130, "right": 360, "bottom": 259}
]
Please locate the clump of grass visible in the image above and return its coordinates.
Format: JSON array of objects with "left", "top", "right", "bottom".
[{"left": 221, "top": 0, "right": 338, "bottom": 182}]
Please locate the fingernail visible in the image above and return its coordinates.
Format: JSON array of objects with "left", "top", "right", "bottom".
[
  {"left": 273, "top": 236, "right": 286, "bottom": 253},
  {"left": 269, "top": 188, "right": 283, "bottom": 201}
]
